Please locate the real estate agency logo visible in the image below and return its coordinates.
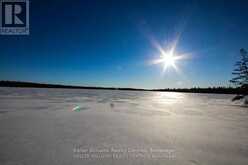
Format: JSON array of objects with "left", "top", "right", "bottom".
[{"left": 0, "top": 0, "right": 29, "bottom": 35}]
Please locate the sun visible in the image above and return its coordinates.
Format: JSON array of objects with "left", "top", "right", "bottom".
[
  {"left": 160, "top": 50, "right": 177, "bottom": 71},
  {"left": 149, "top": 36, "right": 190, "bottom": 74},
  {"left": 151, "top": 47, "right": 184, "bottom": 73}
]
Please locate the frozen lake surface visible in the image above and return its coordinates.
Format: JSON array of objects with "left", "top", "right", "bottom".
[{"left": 0, "top": 87, "right": 248, "bottom": 165}]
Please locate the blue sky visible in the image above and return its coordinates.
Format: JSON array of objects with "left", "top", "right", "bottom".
[{"left": 0, "top": 0, "right": 248, "bottom": 89}]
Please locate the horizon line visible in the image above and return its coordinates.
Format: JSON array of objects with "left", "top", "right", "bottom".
[{"left": 0, "top": 80, "right": 245, "bottom": 95}]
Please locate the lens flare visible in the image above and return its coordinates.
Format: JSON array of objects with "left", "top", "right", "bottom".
[{"left": 150, "top": 38, "right": 189, "bottom": 73}]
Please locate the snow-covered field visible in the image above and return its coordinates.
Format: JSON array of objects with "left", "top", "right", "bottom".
[{"left": 0, "top": 87, "right": 248, "bottom": 165}]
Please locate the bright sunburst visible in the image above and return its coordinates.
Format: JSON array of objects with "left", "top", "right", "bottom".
[
  {"left": 160, "top": 49, "right": 178, "bottom": 71},
  {"left": 150, "top": 38, "right": 189, "bottom": 73}
]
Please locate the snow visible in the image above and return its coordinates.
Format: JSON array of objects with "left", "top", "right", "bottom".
[{"left": 0, "top": 87, "right": 248, "bottom": 165}]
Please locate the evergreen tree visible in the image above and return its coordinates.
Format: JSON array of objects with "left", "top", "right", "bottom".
[{"left": 230, "top": 48, "right": 248, "bottom": 103}]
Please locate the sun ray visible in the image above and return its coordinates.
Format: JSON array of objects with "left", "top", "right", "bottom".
[{"left": 150, "top": 39, "right": 188, "bottom": 74}]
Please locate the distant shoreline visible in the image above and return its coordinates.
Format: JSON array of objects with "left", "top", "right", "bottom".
[{"left": 0, "top": 80, "right": 247, "bottom": 95}]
